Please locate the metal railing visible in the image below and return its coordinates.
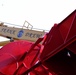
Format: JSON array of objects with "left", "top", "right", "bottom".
[{"left": 0, "top": 21, "right": 49, "bottom": 32}]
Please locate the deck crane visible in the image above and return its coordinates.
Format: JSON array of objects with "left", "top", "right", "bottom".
[
  {"left": 0, "top": 9, "right": 76, "bottom": 75},
  {"left": 0, "top": 21, "right": 46, "bottom": 46}
]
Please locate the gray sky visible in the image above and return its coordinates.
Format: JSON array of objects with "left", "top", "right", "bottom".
[
  {"left": 0, "top": 0, "right": 76, "bottom": 30},
  {"left": 0, "top": 0, "right": 76, "bottom": 41}
]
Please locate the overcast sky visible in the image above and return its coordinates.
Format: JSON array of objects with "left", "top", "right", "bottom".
[{"left": 0, "top": 0, "right": 76, "bottom": 41}]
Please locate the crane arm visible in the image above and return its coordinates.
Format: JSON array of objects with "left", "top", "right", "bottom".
[{"left": 0, "top": 22, "right": 46, "bottom": 42}]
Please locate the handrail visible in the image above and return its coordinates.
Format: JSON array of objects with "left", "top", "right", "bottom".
[{"left": 0, "top": 21, "right": 49, "bottom": 32}]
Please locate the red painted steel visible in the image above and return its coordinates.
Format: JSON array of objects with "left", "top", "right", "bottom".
[
  {"left": 0, "top": 40, "right": 33, "bottom": 74},
  {"left": 0, "top": 10, "right": 76, "bottom": 75},
  {"left": 40, "top": 10, "right": 76, "bottom": 75},
  {"left": 0, "top": 40, "right": 51, "bottom": 75}
]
